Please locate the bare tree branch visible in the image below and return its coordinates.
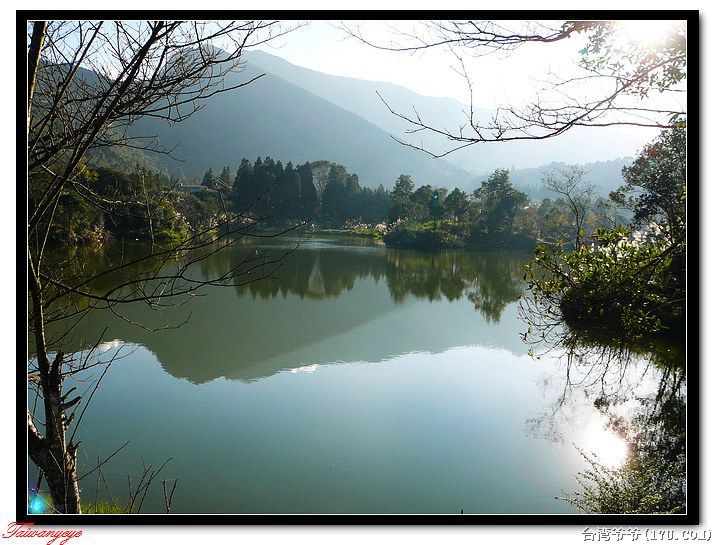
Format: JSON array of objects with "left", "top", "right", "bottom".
[{"left": 341, "top": 20, "right": 687, "bottom": 157}]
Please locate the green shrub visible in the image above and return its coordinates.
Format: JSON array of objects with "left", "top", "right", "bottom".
[
  {"left": 384, "top": 222, "right": 468, "bottom": 249},
  {"left": 525, "top": 226, "right": 685, "bottom": 341}
]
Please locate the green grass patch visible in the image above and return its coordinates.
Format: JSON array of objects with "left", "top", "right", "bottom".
[{"left": 81, "top": 500, "right": 126, "bottom": 514}]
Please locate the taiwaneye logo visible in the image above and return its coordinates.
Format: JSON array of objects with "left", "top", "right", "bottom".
[{"left": 2, "top": 522, "right": 83, "bottom": 545}]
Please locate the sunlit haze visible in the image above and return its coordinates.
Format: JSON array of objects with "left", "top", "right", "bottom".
[
  {"left": 256, "top": 20, "right": 583, "bottom": 107},
  {"left": 614, "top": 19, "right": 684, "bottom": 48},
  {"left": 252, "top": 19, "right": 685, "bottom": 167},
  {"left": 256, "top": 20, "right": 684, "bottom": 109}
]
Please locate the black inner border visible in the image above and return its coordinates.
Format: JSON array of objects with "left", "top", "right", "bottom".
[{"left": 16, "top": 9, "right": 701, "bottom": 526}]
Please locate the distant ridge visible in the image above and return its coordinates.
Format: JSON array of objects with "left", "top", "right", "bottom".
[
  {"left": 465, "top": 158, "right": 634, "bottom": 198},
  {"left": 245, "top": 50, "right": 658, "bottom": 175},
  {"left": 126, "top": 58, "right": 472, "bottom": 189}
]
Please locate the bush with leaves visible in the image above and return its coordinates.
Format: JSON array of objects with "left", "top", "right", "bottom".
[
  {"left": 562, "top": 448, "right": 684, "bottom": 514},
  {"left": 525, "top": 225, "right": 684, "bottom": 342}
]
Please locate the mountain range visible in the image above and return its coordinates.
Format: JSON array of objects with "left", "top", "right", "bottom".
[
  {"left": 113, "top": 49, "right": 651, "bottom": 191},
  {"left": 243, "top": 51, "right": 653, "bottom": 175},
  {"left": 127, "top": 56, "right": 468, "bottom": 188},
  {"left": 466, "top": 158, "right": 634, "bottom": 199}
]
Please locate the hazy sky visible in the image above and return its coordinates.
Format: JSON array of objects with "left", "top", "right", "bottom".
[
  {"left": 250, "top": 19, "right": 686, "bottom": 167},
  {"left": 255, "top": 21, "right": 574, "bottom": 107},
  {"left": 255, "top": 20, "right": 686, "bottom": 110}
]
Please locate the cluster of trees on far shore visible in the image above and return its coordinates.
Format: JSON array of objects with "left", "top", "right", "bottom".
[
  {"left": 220, "top": 157, "right": 391, "bottom": 226},
  {"left": 382, "top": 167, "right": 625, "bottom": 250},
  {"left": 45, "top": 150, "right": 631, "bottom": 251}
]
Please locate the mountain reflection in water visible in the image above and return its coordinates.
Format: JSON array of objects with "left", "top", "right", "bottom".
[
  {"left": 30, "top": 236, "right": 686, "bottom": 514},
  {"left": 40, "top": 237, "right": 530, "bottom": 384}
]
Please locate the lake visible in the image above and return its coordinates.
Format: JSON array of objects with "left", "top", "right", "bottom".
[{"left": 30, "top": 235, "right": 677, "bottom": 515}]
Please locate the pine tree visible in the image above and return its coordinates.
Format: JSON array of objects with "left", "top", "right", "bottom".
[
  {"left": 218, "top": 166, "right": 232, "bottom": 189},
  {"left": 321, "top": 166, "right": 349, "bottom": 226},
  {"left": 275, "top": 161, "right": 301, "bottom": 220},
  {"left": 389, "top": 174, "right": 415, "bottom": 223},
  {"left": 233, "top": 158, "right": 254, "bottom": 212},
  {"left": 202, "top": 168, "right": 214, "bottom": 188}
]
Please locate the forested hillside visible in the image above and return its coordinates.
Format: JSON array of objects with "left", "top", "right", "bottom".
[
  {"left": 245, "top": 50, "right": 656, "bottom": 174},
  {"left": 126, "top": 61, "right": 470, "bottom": 188}
]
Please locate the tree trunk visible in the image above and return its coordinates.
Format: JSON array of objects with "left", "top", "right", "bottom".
[
  {"left": 28, "top": 263, "right": 82, "bottom": 514},
  {"left": 27, "top": 353, "right": 83, "bottom": 514},
  {"left": 27, "top": 21, "right": 83, "bottom": 511},
  {"left": 27, "top": 21, "right": 46, "bottom": 134}
]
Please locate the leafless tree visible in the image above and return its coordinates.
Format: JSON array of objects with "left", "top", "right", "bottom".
[
  {"left": 542, "top": 166, "right": 597, "bottom": 249},
  {"left": 340, "top": 19, "right": 687, "bottom": 157},
  {"left": 26, "top": 19, "right": 300, "bottom": 514}
]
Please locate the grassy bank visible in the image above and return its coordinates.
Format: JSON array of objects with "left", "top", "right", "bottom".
[{"left": 383, "top": 222, "right": 536, "bottom": 251}]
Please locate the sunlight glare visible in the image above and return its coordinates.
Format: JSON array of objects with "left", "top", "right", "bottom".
[
  {"left": 613, "top": 20, "right": 681, "bottom": 48},
  {"left": 583, "top": 424, "right": 630, "bottom": 468}
]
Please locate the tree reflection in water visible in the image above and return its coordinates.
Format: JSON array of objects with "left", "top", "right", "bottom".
[
  {"left": 48, "top": 237, "right": 528, "bottom": 325},
  {"left": 40, "top": 238, "right": 532, "bottom": 384},
  {"left": 224, "top": 237, "right": 687, "bottom": 514},
  {"left": 34, "top": 236, "right": 687, "bottom": 514},
  {"left": 231, "top": 242, "right": 527, "bottom": 324},
  {"left": 521, "top": 292, "right": 686, "bottom": 514}
]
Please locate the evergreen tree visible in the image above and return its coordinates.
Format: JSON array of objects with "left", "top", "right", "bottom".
[
  {"left": 321, "top": 167, "right": 348, "bottom": 226},
  {"left": 202, "top": 168, "right": 214, "bottom": 188},
  {"left": 427, "top": 188, "right": 446, "bottom": 226},
  {"left": 274, "top": 160, "right": 285, "bottom": 180},
  {"left": 473, "top": 169, "right": 528, "bottom": 235},
  {"left": 263, "top": 156, "right": 276, "bottom": 172},
  {"left": 371, "top": 184, "right": 391, "bottom": 224},
  {"left": 389, "top": 174, "right": 415, "bottom": 223},
  {"left": 254, "top": 157, "right": 277, "bottom": 218},
  {"left": 358, "top": 184, "right": 390, "bottom": 224},
  {"left": 345, "top": 173, "right": 362, "bottom": 220},
  {"left": 275, "top": 161, "right": 301, "bottom": 220},
  {"left": 233, "top": 158, "right": 255, "bottom": 212},
  {"left": 217, "top": 166, "right": 232, "bottom": 189},
  {"left": 444, "top": 188, "right": 470, "bottom": 221},
  {"left": 411, "top": 185, "right": 437, "bottom": 222}
]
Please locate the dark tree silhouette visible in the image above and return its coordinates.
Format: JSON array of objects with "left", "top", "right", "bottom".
[{"left": 26, "top": 18, "right": 298, "bottom": 513}]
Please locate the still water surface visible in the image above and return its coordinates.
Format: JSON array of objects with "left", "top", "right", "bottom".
[{"left": 33, "top": 236, "right": 644, "bottom": 514}]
